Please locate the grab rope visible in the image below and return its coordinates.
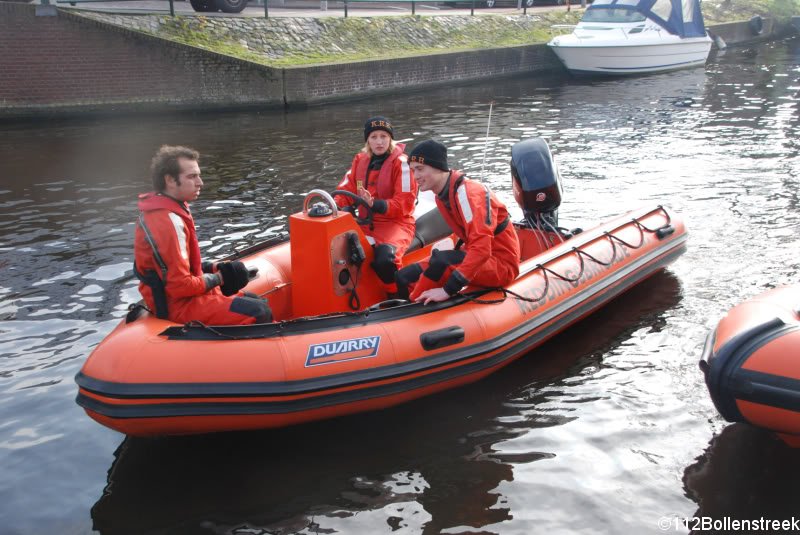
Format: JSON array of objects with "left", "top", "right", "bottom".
[
  {"left": 182, "top": 320, "right": 240, "bottom": 339},
  {"left": 166, "top": 208, "right": 674, "bottom": 337},
  {"left": 603, "top": 224, "right": 645, "bottom": 249},
  {"left": 574, "top": 247, "right": 613, "bottom": 267},
  {"left": 464, "top": 206, "right": 673, "bottom": 307},
  {"left": 125, "top": 302, "right": 151, "bottom": 324},
  {"left": 461, "top": 286, "right": 545, "bottom": 305},
  {"left": 175, "top": 303, "right": 372, "bottom": 338},
  {"left": 348, "top": 267, "right": 362, "bottom": 311},
  {"left": 632, "top": 208, "right": 672, "bottom": 233}
]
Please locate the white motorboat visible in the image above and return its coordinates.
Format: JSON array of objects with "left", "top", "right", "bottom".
[{"left": 548, "top": 0, "right": 712, "bottom": 76}]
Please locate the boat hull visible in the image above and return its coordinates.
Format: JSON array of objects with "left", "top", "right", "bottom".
[
  {"left": 701, "top": 285, "right": 800, "bottom": 447},
  {"left": 76, "top": 205, "right": 687, "bottom": 436},
  {"left": 548, "top": 37, "right": 712, "bottom": 75}
]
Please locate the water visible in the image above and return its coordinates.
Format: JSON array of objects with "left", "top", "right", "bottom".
[{"left": 1, "top": 37, "right": 799, "bottom": 534}]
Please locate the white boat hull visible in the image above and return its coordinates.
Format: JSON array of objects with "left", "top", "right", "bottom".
[{"left": 548, "top": 37, "right": 712, "bottom": 75}]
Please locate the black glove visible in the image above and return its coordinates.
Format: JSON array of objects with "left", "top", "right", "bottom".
[
  {"left": 339, "top": 204, "right": 356, "bottom": 215},
  {"left": 201, "top": 261, "right": 215, "bottom": 274},
  {"left": 218, "top": 261, "right": 250, "bottom": 296},
  {"left": 371, "top": 199, "right": 387, "bottom": 214}
]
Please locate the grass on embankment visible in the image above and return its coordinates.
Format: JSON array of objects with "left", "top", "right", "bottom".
[
  {"left": 704, "top": 0, "right": 799, "bottom": 24},
  {"left": 161, "top": 0, "right": 799, "bottom": 68}
]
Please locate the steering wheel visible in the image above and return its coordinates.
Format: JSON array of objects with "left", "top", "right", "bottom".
[{"left": 332, "top": 189, "right": 374, "bottom": 228}]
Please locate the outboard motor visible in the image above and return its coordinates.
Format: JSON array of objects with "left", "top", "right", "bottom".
[{"left": 510, "top": 138, "right": 562, "bottom": 231}]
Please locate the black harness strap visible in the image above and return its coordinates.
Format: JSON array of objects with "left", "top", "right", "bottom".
[
  {"left": 134, "top": 212, "right": 170, "bottom": 319},
  {"left": 494, "top": 217, "right": 510, "bottom": 236},
  {"left": 484, "top": 185, "right": 492, "bottom": 226},
  {"left": 454, "top": 217, "right": 509, "bottom": 251}
]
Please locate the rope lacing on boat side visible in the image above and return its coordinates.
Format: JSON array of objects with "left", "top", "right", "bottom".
[
  {"left": 172, "top": 207, "right": 674, "bottom": 332},
  {"left": 463, "top": 205, "right": 674, "bottom": 305}
]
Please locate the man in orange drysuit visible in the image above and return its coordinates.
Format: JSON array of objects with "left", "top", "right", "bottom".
[
  {"left": 395, "top": 140, "right": 520, "bottom": 304},
  {"left": 134, "top": 145, "right": 271, "bottom": 325},
  {"left": 334, "top": 116, "right": 417, "bottom": 295}
]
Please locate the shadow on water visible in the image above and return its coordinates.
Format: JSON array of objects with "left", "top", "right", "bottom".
[
  {"left": 90, "top": 271, "right": 683, "bottom": 535},
  {"left": 683, "top": 423, "right": 800, "bottom": 533}
]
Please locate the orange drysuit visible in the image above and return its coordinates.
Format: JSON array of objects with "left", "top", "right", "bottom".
[
  {"left": 335, "top": 144, "right": 417, "bottom": 289},
  {"left": 398, "top": 171, "right": 520, "bottom": 300},
  {"left": 134, "top": 192, "right": 265, "bottom": 325}
]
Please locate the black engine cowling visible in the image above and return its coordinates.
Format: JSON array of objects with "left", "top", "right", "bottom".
[{"left": 510, "top": 138, "right": 562, "bottom": 228}]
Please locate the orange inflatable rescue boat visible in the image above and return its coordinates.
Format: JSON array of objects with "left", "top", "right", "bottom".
[
  {"left": 75, "top": 139, "right": 687, "bottom": 436},
  {"left": 700, "top": 285, "right": 800, "bottom": 447}
]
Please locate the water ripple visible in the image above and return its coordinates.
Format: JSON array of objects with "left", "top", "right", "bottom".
[{"left": 1, "top": 35, "right": 799, "bottom": 535}]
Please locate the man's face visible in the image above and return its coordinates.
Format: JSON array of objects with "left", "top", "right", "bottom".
[
  {"left": 168, "top": 157, "right": 203, "bottom": 202},
  {"left": 410, "top": 162, "right": 444, "bottom": 193}
]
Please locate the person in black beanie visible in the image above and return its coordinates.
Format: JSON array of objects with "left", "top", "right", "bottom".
[
  {"left": 395, "top": 139, "right": 520, "bottom": 304},
  {"left": 334, "top": 116, "right": 418, "bottom": 295}
]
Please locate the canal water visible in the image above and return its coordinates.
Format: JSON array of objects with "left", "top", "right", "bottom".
[{"left": 1, "top": 37, "right": 799, "bottom": 534}]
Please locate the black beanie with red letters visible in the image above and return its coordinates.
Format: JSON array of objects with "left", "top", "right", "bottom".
[
  {"left": 409, "top": 140, "right": 449, "bottom": 172},
  {"left": 364, "top": 116, "right": 394, "bottom": 141}
]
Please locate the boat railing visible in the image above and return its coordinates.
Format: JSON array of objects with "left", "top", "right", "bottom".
[{"left": 53, "top": 0, "right": 527, "bottom": 19}]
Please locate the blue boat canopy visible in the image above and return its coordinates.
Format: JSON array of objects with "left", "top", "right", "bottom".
[{"left": 586, "top": 0, "right": 707, "bottom": 38}]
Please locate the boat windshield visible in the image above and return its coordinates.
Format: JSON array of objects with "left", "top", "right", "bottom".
[
  {"left": 582, "top": 7, "right": 646, "bottom": 23},
  {"left": 582, "top": 0, "right": 707, "bottom": 37}
]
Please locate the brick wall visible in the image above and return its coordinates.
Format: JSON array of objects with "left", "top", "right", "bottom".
[
  {"left": 707, "top": 17, "right": 779, "bottom": 46},
  {"left": 0, "top": 3, "right": 283, "bottom": 117},
  {"left": 284, "top": 45, "right": 561, "bottom": 106},
  {"left": 0, "top": 4, "right": 563, "bottom": 116},
  {"left": 1, "top": 3, "right": 787, "bottom": 117}
]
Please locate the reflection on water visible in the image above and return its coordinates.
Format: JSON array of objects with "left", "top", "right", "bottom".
[
  {"left": 0, "top": 36, "right": 798, "bottom": 535},
  {"left": 91, "top": 273, "right": 681, "bottom": 535},
  {"left": 683, "top": 423, "right": 800, "bottom": 528}
]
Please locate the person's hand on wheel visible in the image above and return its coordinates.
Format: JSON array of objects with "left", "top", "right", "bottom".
[{"left": 357, "top": 186, "right": 374, "bottom": 207}]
